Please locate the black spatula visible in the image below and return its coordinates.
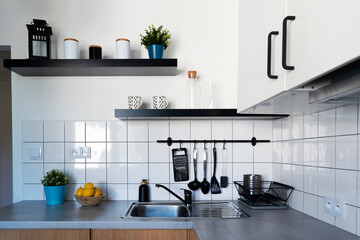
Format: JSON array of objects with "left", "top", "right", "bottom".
[{"left": 211, "top": 146, "right": 221, "bottom": 194}]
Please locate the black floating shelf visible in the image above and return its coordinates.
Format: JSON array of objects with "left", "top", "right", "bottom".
[
  {"left": 114, "top": 109, "right": 288, "bottom": 120},
  {"left": 3, "top": 59, "right": 177, "bottom": 76}
]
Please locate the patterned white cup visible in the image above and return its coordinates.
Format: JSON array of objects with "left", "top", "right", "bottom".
[
  {"left": 128, "top": 96, "right": 142, "bottom": 109},
  {"left": 153, "top": 96, "right": 168, "bottom": 109}
]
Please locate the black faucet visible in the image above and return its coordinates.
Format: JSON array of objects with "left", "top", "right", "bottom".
[{"left": 155, "top": 184, "right": 192, "bottom": 207}]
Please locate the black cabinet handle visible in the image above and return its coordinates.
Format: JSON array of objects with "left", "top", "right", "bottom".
[
  {"left": 282, "top": 16, "right": 295, "bottom": 70},
  {"left": 267, "top": 31, "right": 279, "bottom": 79}
]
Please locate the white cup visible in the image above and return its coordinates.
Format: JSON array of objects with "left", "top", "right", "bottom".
[
  {"left": 116, "top": 38, "right": 130, "bottom": 59},
  {"left": 153, "top": 96, "right": 168, "bottom": 109},
  {"left": 128, "top": 96, "right": 142, "bottom": 109},
  {"left": 64, "top": 38, "right": 79, "bottom": 59}
]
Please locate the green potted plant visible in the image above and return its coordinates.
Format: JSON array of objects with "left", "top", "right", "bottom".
[
  {"left": 140, "top": 24, "right": 172, "bottom": 59},
  {"left": 41, "top": 169, "right": 69, "bottom": 205}
]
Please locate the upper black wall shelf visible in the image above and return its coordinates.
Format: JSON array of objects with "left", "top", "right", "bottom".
[
  {"left": 115, "top": 109, "right": 288, "bottom": 120},
  {"left": 3, "top": 59, "right": 177, "bottom": 76}
]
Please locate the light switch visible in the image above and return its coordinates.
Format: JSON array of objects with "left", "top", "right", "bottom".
[{"left": 29, "top": 147, "right": 42, "bottom": 160}]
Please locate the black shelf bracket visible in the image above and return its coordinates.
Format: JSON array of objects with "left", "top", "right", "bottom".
[{"left": 157, "top": 137, "right": 270, "bottom": 147}]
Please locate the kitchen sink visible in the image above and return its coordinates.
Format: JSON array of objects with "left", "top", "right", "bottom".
[
  {"left": 122, "top": 202, "right": 249, "bottom": 219},
  {"left": 126, "top": 203, "right": 191, "bottom": 218}
]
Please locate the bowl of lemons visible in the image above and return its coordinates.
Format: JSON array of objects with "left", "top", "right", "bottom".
[{"left": 74, "top": 182, "right": 105, "bottom": 207}]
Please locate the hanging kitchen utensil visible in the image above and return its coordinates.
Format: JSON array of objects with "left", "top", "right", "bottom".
[
  {"left": 200, "top": 142, "right": 210, "bottom": 194},
  {"left": 211, "top": 144, "right": 221, "bottom": 194},
  {"left": 188, "top": 142, "right": 201, "bottom": 190},
  {"left": 220, "top": 141, "right": 228, "bottom": 188},
  {"left": 171, "top": 141, "right": 189, "bottom": 182}
]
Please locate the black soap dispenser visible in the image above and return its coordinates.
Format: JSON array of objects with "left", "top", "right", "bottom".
[{"left": 138, "top": 179, "right": 149, "bottom": 202}]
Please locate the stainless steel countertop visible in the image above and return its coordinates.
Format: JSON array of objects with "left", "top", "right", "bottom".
[{"left": 0, "top": 200, "right": 359, "bottom": 240}]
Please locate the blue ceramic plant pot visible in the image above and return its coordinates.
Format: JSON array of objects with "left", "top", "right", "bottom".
[
  {"left": 147, "top": 44, "right": 164, "bottom": 59},
  {"left": 44, "top": 185, "right": 66, "bottom": 205}
]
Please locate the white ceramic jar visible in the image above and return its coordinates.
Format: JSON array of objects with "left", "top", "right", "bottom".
[
  {"left": 64, "top": 38, "right": 79, "bottom": 59},
  {"left": 116, "top": 38, "right": 130, "bottom": 59}
]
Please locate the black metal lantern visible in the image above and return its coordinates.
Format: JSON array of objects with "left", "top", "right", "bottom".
[{"left": 26, "top": 19, "right": 53, "bottom": 59}]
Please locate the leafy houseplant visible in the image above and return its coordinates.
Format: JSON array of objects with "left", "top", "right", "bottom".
[
  {"left": 41, "top": 169, "right": 69, "bottom": 205},
  {"left": 140, "top": 24, "right": 172, "bottom": 59}
]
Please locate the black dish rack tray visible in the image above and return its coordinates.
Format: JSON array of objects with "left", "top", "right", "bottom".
[{"left": 234, "top": 181, "right": 294, "bottom": 209}]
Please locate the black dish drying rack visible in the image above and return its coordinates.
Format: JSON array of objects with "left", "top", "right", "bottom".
[{"left": 234, "top": 181, "right": 294, "bottom": 209}]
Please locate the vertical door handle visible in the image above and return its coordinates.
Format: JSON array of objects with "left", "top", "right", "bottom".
[
  {"left": 267, "top": 31, "right": 279, "bottom": 79},
  {"left": 282, "top": 16, "right": 296, "bottom": 70}
]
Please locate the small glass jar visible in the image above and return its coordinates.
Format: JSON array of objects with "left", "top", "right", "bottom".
[{"left": 186, "top": 71, "right": 197, "bottom": 109}]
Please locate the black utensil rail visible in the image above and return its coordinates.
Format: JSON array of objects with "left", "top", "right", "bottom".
[
  {"left": 234, "top": 181, "right": 294, "bottom": 207},
  {"left": 157, "top": 137, "right": 270, "bottom": 146}
]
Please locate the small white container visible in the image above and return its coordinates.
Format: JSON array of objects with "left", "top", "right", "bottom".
[
  {"left": 116, "top": 38, "right": 130, "bottom": 59},
  {"left": 64, "top": 38, "right": 79, "bottom": 59}
]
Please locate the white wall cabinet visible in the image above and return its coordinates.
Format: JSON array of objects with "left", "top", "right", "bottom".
[
  {"left": 286, "top": 0, "right": 360, "bottom": 90},
  {"left": 238, "top": 0, "right": 286, "bottom": 112},
  {"left": 238, "top": 0, "right": 360, "bottom": 112}
]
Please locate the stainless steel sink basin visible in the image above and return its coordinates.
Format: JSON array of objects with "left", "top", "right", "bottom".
[
  {"left": 126, "top": 203, "right": 191, "bottom": 218},
  {"left": 122, "top": 202, "right": 249, "bottom": 219}
]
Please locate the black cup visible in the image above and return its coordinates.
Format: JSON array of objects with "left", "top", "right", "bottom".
[{"left": 89, "top": 45, "right": 102, "bottom": 59}]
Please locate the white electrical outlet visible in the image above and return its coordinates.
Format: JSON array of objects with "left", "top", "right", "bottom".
[
  {"left": 80, "top": 147, "right": 91, "bottom": 158},
  {"left": 70, "top": 147, "right": 81, "bottom": 159},
  {"left": 333, "top": 199, "right": 347, "bottom": 219},
  {"left": 324, "top": 197, "right": 347, "bottom": 219},
  {"left": 324, "top": 197, "right": 334, "bottom": 215}
]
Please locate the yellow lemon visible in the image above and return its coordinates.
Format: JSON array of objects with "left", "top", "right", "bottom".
[
  {"left": 94, "top": 191, "right": 101, "bottom": 197},
  {"left": 94, "top": 187, "right": 100, "bottom": 192},
  {"left": 75, "top": 187, "right": 84, "bottom": 197},
  {"left": 82, "top": 188, "right": 95, "bottom": 197},
  {"left": 84, "top": 182, "right": 95, "bottom": 189}
]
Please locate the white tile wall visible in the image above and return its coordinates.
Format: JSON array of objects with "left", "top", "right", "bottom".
[
  {"left": 107, "top": 163, "right": 127, "bottom": 183},
  {"left": 86, "top": 121, "right": 106, "bottom": 142},
  {"left": 318, "top": 137, "right": 336, "bottom": 168},
  {"left": 274, "top": 103, "right": 360, "bottom": 236},
  {"left": 44, "top": 143, "right": 64, "bottom": 163},
  {"left": 291, "top": 115, "right": 303, "bottom": 139},
  {"left": 44, "top": 121, "right": 64, "bottom": 142},
  {"left": 21, "top": 119, "right": 269, "bottom": 203},
  {"left": 85, "top": 143, "right": 106, "bottom": 163},
  {"left": 86, "top": 163, "right": 106, "bottom": 183},
  {"left": 170, "top": 121, "right": 190, "bottom": 140},
  {"left": 336, "top": 135, "right": 357, "bottom": 170},
  {"left": 22, "top": 121, "right": 43, "bottom": 142},
  {"left": 23, "top": 164, "right": 43, "bottom": 184},
  {"left": 149, "top": 121, "right": 169, "bottom": 142},
  {"left": 20, "top": 103, "right": 360, "bottom": 235},
  {"left": 303, "top": 193, "right": 317, "bottom": 218},
  {"left": 318, "top": 109, "right": 335, "bottom": 137},
  {"left": 107, "top": 143, "right": 127, "bottom": 162},
  {"left": 336, "top": 104, "right": 358, "bottom": 136},
  {"left": 128, "top": 121, "right": 148, "bottom": 142},
  {"left": 128, "top": 143, "right": 148, "bottom": 163},
  {"left": 303, "top": 139, "right": 317, "bottom": 166},
  {"left": 65, "top": 121, "right": 85, "bottom": 142},
  {"left": 107, "top": 121, "right": 127, "bottom": 142},
  {"left": 304, "top": 113, "right": 318, "bottom": 138}
]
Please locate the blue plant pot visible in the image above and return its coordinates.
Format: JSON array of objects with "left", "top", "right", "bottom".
[
  {"left": 44, "top": 185, "right": 66, "bottom": 205},
  {"left": 147, "top": 44, "right": 164, "bottom": 59}
]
